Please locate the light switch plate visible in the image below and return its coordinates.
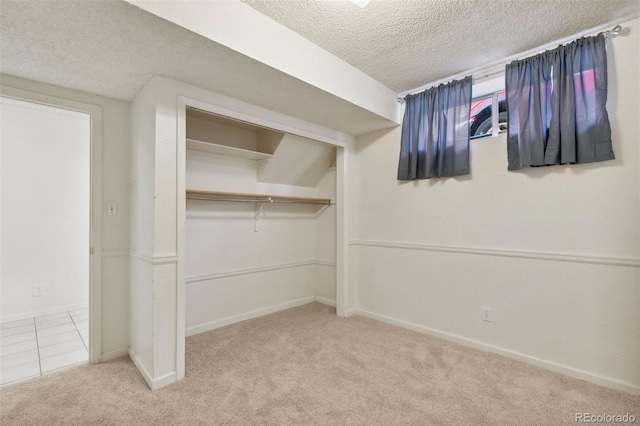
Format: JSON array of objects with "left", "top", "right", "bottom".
[{"left": 107, "top": 202, "right": 118, "bottom": 216}]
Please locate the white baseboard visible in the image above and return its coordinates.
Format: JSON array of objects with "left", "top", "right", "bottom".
[
  {"left": 351, "top": 308, "right": 640, "bottom": 396},
  {"left": 129, "top": 349, "right": 153, "bottom": 390},
  {"left": 129, "top": 348, "right": 177, "bottom": 391},
  {"left": 0, "top": 302, "right": 88, "bottom": 324},
  {"left": 151, "top": 372, "right": 177, "bottom": 391},
  {"left": 314, "top": 296, "right": 336, "bottom": 307},
  {"left": 101, "top": 347, "right": 129, "bottom": 362},
  {"left": 186, "top": 296, "right": 316, "bottom": 337}
]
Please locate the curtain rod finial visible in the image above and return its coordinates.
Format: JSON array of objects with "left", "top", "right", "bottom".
[{"left": 606, "top": 24, "right": 622, "bottom": 37}]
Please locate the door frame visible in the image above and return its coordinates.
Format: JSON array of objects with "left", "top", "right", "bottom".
[{"left": 0, "top": 85, "right": 103, "bottom": 363}]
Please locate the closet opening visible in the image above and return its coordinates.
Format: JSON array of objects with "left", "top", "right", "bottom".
[{"left": 179, "top": 105, "right": 338, "bottom": 377}]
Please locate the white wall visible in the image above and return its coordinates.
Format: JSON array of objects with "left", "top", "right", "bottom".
[
  {"left": 1, "top": 97, "right": 89, "bottom": 318},
  {"left": 352, "top": 17, "right": 640, "bottom": 394},
  {"left": 0, "top": 74, "right": 131, "bottom": 361}
]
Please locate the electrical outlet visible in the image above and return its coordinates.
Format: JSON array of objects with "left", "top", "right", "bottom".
[
  {"left": 33, "top": 284, "right": 44, "bottom": 297},
  {"left": 482, "top": 306, "right": 492, "bottom": 322}
]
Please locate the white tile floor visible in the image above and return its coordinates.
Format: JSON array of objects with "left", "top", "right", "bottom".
[{"left": 0, "top": 308, "right": 89, "bottom": 386}]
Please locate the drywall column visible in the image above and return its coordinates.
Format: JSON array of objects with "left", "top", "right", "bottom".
[
  {"left": 336, "top": 141, "right": 357, "bottom": 317},
  {"left": 129, "top": 78, "right": 178, "bottom": 390},
  {"left": 129, "top": 79, "right": 156, "bottom": 388},
  {"left": 314, "top": 168, "right": 337, "bottom": 305},
  {"left": 151, "top": 82, "right": 179, "bottom": 387}
]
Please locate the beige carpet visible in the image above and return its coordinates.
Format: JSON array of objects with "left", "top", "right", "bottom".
[{"left": 1, "top": 303, "right": 637, "bottom": 425}]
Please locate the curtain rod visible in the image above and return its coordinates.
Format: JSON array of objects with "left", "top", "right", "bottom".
[{"left": 397, "top": 22, "right": 626, "bottom": 103}]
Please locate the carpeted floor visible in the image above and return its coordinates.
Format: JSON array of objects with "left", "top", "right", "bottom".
[{"left": 0, "top": 302, "right": 637, "bottom": 425}]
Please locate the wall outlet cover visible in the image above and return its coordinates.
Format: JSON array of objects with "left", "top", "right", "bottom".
[
  {"left": 482, "top": 306, "right": 492, "bottom": 322},
  {"left": 33, "top": 284, "right": 44, "bottom": 297}
]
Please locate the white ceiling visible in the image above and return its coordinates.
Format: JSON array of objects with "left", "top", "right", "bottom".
[
  {"left": 242, "top": 0, "right": 640, "bottom": 93},
  {"left": 1, "top": 0, "right": 639, "bottom": 136},
  {"left": 0, "top": 0, "right": 395, "bottom": 135}
]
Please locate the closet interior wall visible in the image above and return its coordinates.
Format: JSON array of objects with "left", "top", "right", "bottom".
[{"left": 185, "top": 110, "right": 336, "bottom": 336}]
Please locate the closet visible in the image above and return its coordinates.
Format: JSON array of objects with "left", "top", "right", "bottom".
[{"left": 184, "top": 107, "right": 337, "bottom": 337}]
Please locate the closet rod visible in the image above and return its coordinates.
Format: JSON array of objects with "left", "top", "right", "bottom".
[
  {"left": 186, "top": 196, "right": 331, "bottom": 205},
  {"left": 186, "top": 190, "right": 331, "bottom": 206}
]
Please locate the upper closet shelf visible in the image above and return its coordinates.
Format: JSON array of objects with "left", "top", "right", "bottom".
[
  {"left": 186, "top": 138, "right": 272, "bottom": 161},
  {"left": 186, "top": 189, "right": 331, "bottom": 206}
]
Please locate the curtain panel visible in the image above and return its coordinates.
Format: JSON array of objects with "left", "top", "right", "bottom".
[
  {"left": 506, "top": 34, "right": 614, "bottom": 170},
  {"left": 398, "top": 76, "right": 472, "bottom": 180}
]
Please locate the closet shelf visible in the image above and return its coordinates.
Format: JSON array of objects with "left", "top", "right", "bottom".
[
  {"left": 186, "top": 138, "right": 272, "bottom": 161},
  {"left": 186, "top": 189, "right": 332, "bottom": 206}
]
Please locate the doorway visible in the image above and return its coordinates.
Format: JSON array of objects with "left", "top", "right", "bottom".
[{"left": 0, "top": 90, "right": 101, "bottom": 386}]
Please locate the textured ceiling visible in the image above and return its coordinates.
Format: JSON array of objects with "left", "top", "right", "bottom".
[
  {"left": 2, "top": 0, "right": 639, "bottom": 136},
  {"left": 242, "top": 0, "right": 640, "bottom": 93},
  {"left": 0, "top": 0, "right": 394, "bottom": 135}
]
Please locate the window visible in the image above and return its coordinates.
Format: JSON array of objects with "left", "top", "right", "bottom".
[
  {"left": 470, "top": 76, "right": 506, "bottom": 139},
  {"left": 504, "top": 34, "right": 613, "bottom": 170}
]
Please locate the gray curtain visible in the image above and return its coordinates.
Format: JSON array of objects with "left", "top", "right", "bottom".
[
  {"left": 506, "top": 34, "right": 614, "bottom": 170},
  {"left": 398, "top": 76, "right": 472, "bottom": 180}
]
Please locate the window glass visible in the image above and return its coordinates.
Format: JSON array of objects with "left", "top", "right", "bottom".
[
  {"left": 470, "top": 95, "right": 493, "bottom": 139},
  {"left": 470, "top": 91, "right": 506, "bottom": 139}
]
